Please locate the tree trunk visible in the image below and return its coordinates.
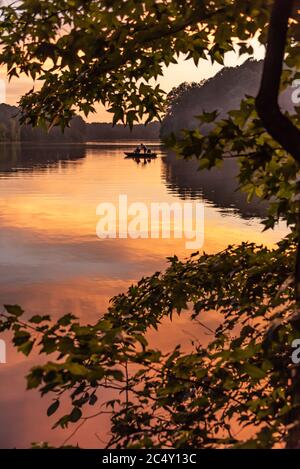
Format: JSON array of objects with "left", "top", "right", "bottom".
[{"left": 255, "top": 0, "right": 300, "bottom": 447}]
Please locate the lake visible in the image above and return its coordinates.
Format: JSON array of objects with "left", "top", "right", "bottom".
[{"left": 0, "top": 141, "right": 288, "bottom": 448}]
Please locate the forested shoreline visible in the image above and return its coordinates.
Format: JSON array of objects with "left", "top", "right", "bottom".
[{"left": 0, "top": 104, "right": 160, "bottom": 143}]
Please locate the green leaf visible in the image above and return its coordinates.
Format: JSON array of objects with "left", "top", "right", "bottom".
[
  {"left": 243, "top": 363, "right": 266, "bottom": 380},
  {"left": 19, "top": 340, "right": 34, "bottom": 356},
  {"left": 89, "top": 394, "right": 98, "bottom": 406},
  {"left": 4, "top": 305, "right": 24, "bottom": 317},
  {"left": 66, "top": 362, "right": 88, "bottom": 376},
  {"left": 29, "top": 315, "right": 51, "bottom": 324},
  {"left": 47, "top": 400, "right": 60, "bottom": 417},
  {"left": 70, "top": 407, "right": 82, "bottom": 422}
]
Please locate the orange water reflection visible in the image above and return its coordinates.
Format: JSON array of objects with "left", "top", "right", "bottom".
[{"left": 0, "top": 143, "right": 288, "bottom": 447}]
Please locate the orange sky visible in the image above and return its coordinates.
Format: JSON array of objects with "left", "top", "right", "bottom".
[{"left": 0, "top": 44, "right": 265, "bottom": 123}]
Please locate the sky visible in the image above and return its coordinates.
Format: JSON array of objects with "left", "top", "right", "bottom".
[{"left": 0, "top": 42, "right": 265, "bottom": 123}]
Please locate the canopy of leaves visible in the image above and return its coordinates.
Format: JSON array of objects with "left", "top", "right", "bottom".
[{"left": 0, "top": 0, "right": 272, "bottom": 128}]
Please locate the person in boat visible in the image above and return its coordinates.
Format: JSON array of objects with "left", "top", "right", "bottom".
[
  {"left": 141, "top": 143, "right": 148, "bottom": 154},
  {"left": 134, "top": 146, "right": 141, "bottom": 154},
  {"left": 147, "top": 148, "right": 152, "bottom": 154}
]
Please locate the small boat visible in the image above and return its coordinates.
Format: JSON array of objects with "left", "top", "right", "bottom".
[{"left": 124, "top": 152, "right": 157, "bottom": 159}]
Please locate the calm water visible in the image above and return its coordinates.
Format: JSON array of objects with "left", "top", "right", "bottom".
[{"left": 0, "top": 141, "right": 287, "bottom": 448}]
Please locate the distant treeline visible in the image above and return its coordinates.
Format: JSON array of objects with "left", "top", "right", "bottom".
[
  {"left": 0, "top": 104, "right": 160, "bottom": 142},
  {"left": 160, "top": 59, "right": 294, "bottom": 138},
  {"left": 86, "top": 121, "right": 160, "bottom": 140}
]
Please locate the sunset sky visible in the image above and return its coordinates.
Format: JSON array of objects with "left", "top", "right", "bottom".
[{"left": 0, "top": 43, "right": 265, "bottom": 123}]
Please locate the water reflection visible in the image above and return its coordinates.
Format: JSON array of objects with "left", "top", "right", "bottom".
[
  {"left": 0, "top": 143, "right": 267, "bottom": 220},
  {"left": 0, "top": 142, "right": 287, "bottom": 448},
  {"left": 162, "top": 151, "right": 267, "bottom": 219},
  {"left": 0, "top": 143, "right": 86, "bottom": 175}
]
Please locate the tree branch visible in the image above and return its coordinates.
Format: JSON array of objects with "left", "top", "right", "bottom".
[
  {"left": 91, "top": 5, "right": 227, "bottom": 77},
  {"left": 255, "top": 0, "right": 300, "bottom": 162}
]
